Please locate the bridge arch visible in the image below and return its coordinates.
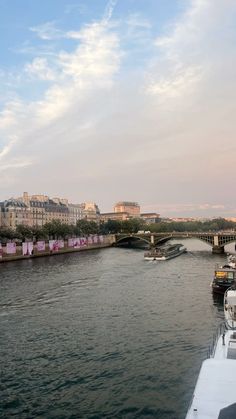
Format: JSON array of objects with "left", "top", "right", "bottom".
[{"left": 115, "top": 235, "right": 150, "bottom": 247}]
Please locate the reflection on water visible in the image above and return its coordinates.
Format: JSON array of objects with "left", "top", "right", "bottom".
[{"left": 0, "top": 239, "right": 235, "bottom": 419}]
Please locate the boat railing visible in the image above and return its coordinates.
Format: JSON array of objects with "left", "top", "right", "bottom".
[{"left": 207, "top": 322, "right": 226, "bottom": 358}]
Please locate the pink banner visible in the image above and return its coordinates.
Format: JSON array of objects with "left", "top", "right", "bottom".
[
  {"left": 37, "top": 241, "right": 45, "bottom": 251},
  {"left": 93, "top": 235, "right": 98, "bottom": 244},
  {"left": 0, "top": 243, "right": 2, "bottom": 258},
  {"left": 49, "top": 240, "right": 59, "bottom": 251},
  {"left": 6, "top": 242, "right": 16, "bottom": 254},
  {"left": 80, "top": 237, "right": 87, "bottom": 247},
  {"left": 99, "top": 235, "right": 104, "bottom": 243},
  {"left": 58, "top": 240, "right": 64, "bottom": 249},
  {"left": 73, "top": 238, "right": 80, "bottom": 248},
  {"left": 87, "top": 236, "right": 93, "bottom": 245},
  {"left": 22, "top": 242, "right": 34, "bottom": 256},
  {"left": 28, "top": 242, "right": 33, "bottom": 255},
  {"left": 22, "top": 242, "right": 28, "bottom": 255},
  {"left": 68, "top": 238, "right": 74, "bottom": 247}
]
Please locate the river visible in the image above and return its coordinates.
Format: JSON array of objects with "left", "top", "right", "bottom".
[{"left": 0, "top": 239, "right": 234, "bottom": 419}]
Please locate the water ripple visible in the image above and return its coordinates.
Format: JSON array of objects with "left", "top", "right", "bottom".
[{"left": 0, "top": 241, "right": 232, "bottom": 418}]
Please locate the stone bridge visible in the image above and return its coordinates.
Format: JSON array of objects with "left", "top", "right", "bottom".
[{"left": 115, "top": 232, "right": 236, "bottom": 254}]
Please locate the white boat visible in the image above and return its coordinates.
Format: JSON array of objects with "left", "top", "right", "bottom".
[
  {"left": 186, "top": 286, "right": 236, "bottom": 419},
  {"left": 224, "top": 287, "right": 236, "bottom": 329},
  {"left": 227, "top": 254, "right": 236, "bottom": 269},
  {"left": 144, "top": 243, "right": 186, "bottom": 261}
]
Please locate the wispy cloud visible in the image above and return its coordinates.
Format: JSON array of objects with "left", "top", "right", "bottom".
[
  {"left": 25, "top": 57, "right": 59, "bottom": 81},
  {"left": 30, "top": 21, "right": 65, "bottom": 40},
  {"left": 102, "top": 0, "right": 117, "bottom": 25},
  {"left": 65, "top": 3, "right": 88, "bottom": 16}
]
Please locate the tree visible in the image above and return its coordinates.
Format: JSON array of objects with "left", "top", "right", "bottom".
[
  {"left": 76, "top": 220, "right": 99, "bottom": 235},
  {"left": 15, "top": 224, "right": 33, "bottom": 240},
  {"left": 100, "top": 219, "right": 121, "bottom": 234},
  {"left": 0, "top": 227, "right": 15, "bottom": 241}
]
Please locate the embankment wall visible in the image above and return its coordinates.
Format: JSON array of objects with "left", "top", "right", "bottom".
[{"left": 0, "top": 235, "right": 116, "bottom": 263}]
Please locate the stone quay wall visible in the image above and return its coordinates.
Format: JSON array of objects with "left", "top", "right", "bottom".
[{"left": 0, "top": 235, "right": 116, "bottom": 263}]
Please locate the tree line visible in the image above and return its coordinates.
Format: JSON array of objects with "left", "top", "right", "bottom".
[{"left": 0, "top": 217, "right": 235, "bottom": 241}]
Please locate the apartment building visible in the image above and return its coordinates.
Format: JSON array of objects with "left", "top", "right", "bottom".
[
  {"left": 0, "top": 192, "right": 101, "bottom": 229},
  {"left": 68, "top": 203, "right": 83, "bottom": 225},
  {"left": 0, "top": 199, "right": 31, "bottom": 228}
]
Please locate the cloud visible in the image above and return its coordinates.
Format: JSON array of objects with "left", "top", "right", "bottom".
[
  {"left": 30, "top": 21, "right": 64, "bottom": 40},
  {"left": 65, "top": 3, "right": 88, "bottom": 15},
  {"left": 1, "top": 0, "right": 236, "bottom": 216},
  {"left": 61, "top": 24, "right": 121, "bottom": 84},
  {"left": 0, "top": 137, "right": 17, "bottom": 160},
  {"left": 0, "top": 158, "right": 32, "bottom": 172},
  {"left": 25, "top": 57, "right": 59, "bottom": 81},
  {"left": 102, "top": 0, "right": 117, "bottom": 25},
  {"left": 126, "top": 14, "right": 151, "bottom": 30},
  {"left": 0, "top": 8, "right": 122, "bottom": 183},
  {"left": 141, "top": 202, "right": 227, "bottom": 217}
]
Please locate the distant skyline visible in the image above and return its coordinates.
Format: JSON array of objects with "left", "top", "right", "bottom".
[{"left": 0, "top": 0, "right": 236, "bottom": 218}]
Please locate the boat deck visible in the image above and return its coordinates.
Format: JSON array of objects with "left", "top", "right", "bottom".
[{"left": 186, "top": 330, "right": 236, "bottom": 418}]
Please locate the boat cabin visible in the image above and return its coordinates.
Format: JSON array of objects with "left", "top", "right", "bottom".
[
  {"left": 214, "top": 269, "right": 236, "bottom": 284},
  {"left": 227, "top": 332, "right": 236, "bottom": 359},
  {"left": 225, "top": 290, "right": 236, "bottom": 320}
]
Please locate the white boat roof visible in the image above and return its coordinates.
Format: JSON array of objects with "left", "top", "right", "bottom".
[
  {"left": 186, "top": 330, "right": 236, "bottom": 419},
  {"left": 186, "top": 359, "right": 236, "bottom": 418}
]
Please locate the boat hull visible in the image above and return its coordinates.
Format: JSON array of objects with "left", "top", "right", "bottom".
[{"left": 211, "top": 282, "right": 232, "bottom": 295}]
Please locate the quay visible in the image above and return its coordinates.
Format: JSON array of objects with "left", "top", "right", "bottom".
[{"left": 0, "top": 235, "right": 115, "bottom": 263}]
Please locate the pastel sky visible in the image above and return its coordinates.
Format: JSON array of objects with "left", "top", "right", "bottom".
[{"left": 0, "top": 0, "right": 236, "bottom": 217}]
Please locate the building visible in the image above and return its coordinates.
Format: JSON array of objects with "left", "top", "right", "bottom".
[
  {"left": 29, "top": 198, "right": 46, "bottom": 227},
  {"left": 44, "top": 199, "right": 69, "bottom": 224},
  {"left": 81, "top": 202, "right": 100, "bottom": 222},
  {"left": 100, "top": 212, "right": 130, "bottom": 222},
  {"left": 141, "top": 213, "right": 160, "bottom": 224},
  {"left": 21, "top": 192, "right": 69, "bottom": 226},
  {"left": 114, "top": 202, "right": 140, "bottom": 218},
  {"left": 0, "top": 192, "right": 101, "bottom": 229},
  {"left": 0, "top": 199, "right": 31, "bottom": 228},
  {"left": 68, "top": 203, "right": 83, "bottom": 225}
]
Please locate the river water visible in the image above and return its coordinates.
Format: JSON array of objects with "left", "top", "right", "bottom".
[{"left": 0, "top": 239, "right": 235, "bottom": 419}]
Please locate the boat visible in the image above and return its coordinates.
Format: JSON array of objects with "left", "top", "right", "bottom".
[
  {"left": 211, "top": 254, "right": 236, "bottom": 295},
  {"left": 185, "top": 286, "right": 236, "bottom": 419},
  {"left": 144, "top": 243, "right": 186, "bottom": 261},
  {"left": 224, "top": 286, "right": 236, "bottom": 329},
  {"left": 211, "top": 266, "right": 236, "bottom": 295},
  {"left": 227, "top": 254, "right": 236, "bottom": 269}
]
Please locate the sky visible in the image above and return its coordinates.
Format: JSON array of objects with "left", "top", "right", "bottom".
[{"left": 0, "top": 0, "right": 236, "bottom": 217}]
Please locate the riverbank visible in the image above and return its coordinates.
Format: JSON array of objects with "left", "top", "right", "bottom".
[{"left": 0, "top": 235, "right": 115, "bottom": 263}]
